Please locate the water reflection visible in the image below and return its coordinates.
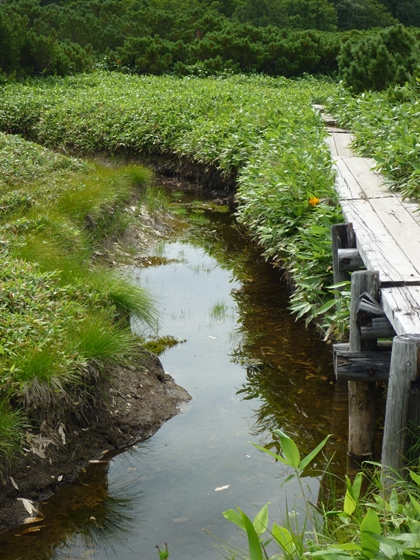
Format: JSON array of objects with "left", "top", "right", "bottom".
[
  {"left": 0, "top": 458, "right": 137, "bottom": 559},
  {"left": 0, "top": 190, "right": 347, "bottom": 560}
]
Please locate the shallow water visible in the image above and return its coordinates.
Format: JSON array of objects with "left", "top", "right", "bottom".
[{"left": 0, "top": 193, "right": 347, "bottom": 560}]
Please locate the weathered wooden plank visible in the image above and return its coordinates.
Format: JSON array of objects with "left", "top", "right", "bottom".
[
  {"left": 331, "top": 132, "right": 354, "bottom": 158},
  {"left": 371, "top": 197, "right": 420, "bottom": 260},
  {"left": 324, "top": 135, "right": 336, "bottom": 155},
  {"left": 382, "top": 334, "right": 420, "bottom": 477},
  {"left": 334, "top": 158, "right": 365, "bottom": 200},
  {"left": 340, "top": 198, "right": 420, "bottom": 282},
  {"left": 335, "top": 349, "right": 391, "bottom": 381},
  {"left": 334, "top": 341, "right": 393, "bottom": 352},
  {"left": 361, "top": 317, "right": 396, "bottom": 339},
  {"left": 335, "top": 157, "right": 392, "bottom": 201},
  {"left": 381, "top": 286, "right": 420, "bottom": 335}
]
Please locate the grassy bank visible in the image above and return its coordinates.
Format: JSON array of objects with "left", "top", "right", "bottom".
[
  {"left": 0, "top": 132, "right": 158, "bottom": 477},
  {"left": 0, "top": 71, "right": 349, "bottom": 336}
]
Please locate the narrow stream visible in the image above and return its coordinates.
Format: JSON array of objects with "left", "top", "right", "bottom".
[{"left": 0, "top": 190, "right": 348, "bottom": 560}]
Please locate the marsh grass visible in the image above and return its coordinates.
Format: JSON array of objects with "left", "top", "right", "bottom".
[
  {"left": 0, "top": 135, "right": 158, "bottom": 476},
  {"left": 223, "top": 433, "right": 420, "bottom": 560},
  {"left": 138, "top": 185, "right": 170, "bottom": 213},
  {"left": 209, "top": 300, "right": 232, "bottom": 321},
  {"left": 67, "top": 313, "right": 135, "bottom": 364},
  {"left": 85, "top": 268, "right": 159, "bottom": 329}
]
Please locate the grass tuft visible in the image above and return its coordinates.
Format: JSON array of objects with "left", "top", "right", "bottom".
[
  {"left": 0, "top": 401, "right": 26, "bottom": 480},
  {"left": 68, "top": 313, "right": 136, "bottom": 364}
]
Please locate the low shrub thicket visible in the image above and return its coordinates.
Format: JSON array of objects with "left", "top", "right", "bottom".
[
  {"left": 0, "top": 0, "right": 413, "bottom": 80},
  {"left": 338, "top": 24, "right": 420, "bottom": 93},
  {"left": 0, "top": 131, "right": 156, "bottom": 477}
]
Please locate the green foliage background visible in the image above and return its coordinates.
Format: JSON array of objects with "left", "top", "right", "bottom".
[{"left": 0, "top": 0, "right": 419, "bottom": 80}]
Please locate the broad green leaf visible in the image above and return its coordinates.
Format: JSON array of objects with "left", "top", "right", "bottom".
[
  {"left": 253, "top": 443, "right": 291, "bottom": 467},
  {"left": 388, "top": 533, "right": 420, "bottom": 545},
  {"left": 352, "top": 472, "right": 363, "bottom": 503},
  {"left": 281, "top": 473, "right": 296, "bottom": 487},
  {"left": 330, "top": 544, "right": 362, "bottom": 551},
  {"left": 223, "top": 509, "right": 246, "bottom": 531},
  {"left": 410, "top": 470, "right": 420, "bottom": 487},
  {"left": 360, "top": 509, "right": 381, "bottom": 559},
  {"left": 298, "top": 434, "right": 331, "bottom": 470},
  {"left": 239, "top": 508, "right": 263, "bottom": 560},
  {"left": 343, "top": 472, "right": 363, "bottom": 516},
  {"left": 253, "top": 503, "right": 269, "bottom": 537},
  {"left": 314, "top": 299, "right": 336, "bottom": 315},
  {"left": 312, "top": 544, "right": 361, "bottom": 554},
  {"left": 360, "top": 509, "right": 380, "bottom": 534},
  {"left": 389, "top": 488, "right": 399, "bottom": 514},
  {"left": 409, "top": 494, "right": 420, "bottom": 517},
  {"left": 272, "top": 430, "right": 300, "bottom": 468},
  {"left": 272, "top": 524, "right": 295, "bottom": 556},
  {"left": 311, "top": 547, "right": 353, "bottom": 560},
  {"left": 343, "top": 490, "right": 356, "bottom": 517},
  {"left": 326, "top": 281, "right": 352, "bottom": 290}
]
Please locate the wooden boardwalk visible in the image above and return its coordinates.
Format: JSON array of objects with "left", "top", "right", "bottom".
[
  {"left": 324, "top": 127, "right": 420, "bottom": 469},
  {"left": 326, "top": 131, "right": 420, "bottom": 335}
]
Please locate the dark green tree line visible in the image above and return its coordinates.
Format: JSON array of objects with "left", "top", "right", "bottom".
[{"left": 0, "top": 0, "right": 419, "bottom": 85}]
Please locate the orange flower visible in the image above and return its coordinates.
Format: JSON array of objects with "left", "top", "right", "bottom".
[{"left": 308, "top": 196, "right": 320, "bottom": 207}]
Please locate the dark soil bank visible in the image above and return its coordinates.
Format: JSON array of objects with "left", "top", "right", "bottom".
[{"left": 0, "top": 347, "right": 191, "bottom": 531}]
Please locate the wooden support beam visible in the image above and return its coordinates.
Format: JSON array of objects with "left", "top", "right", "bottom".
[
  {"left": 348, "top": 270, "right": 379, "bottom": 458},
  {"left": 361, "top": 317, "right": 396, "bottom": 340},
  {"left": 334, "top": 349, "right": 391, "bottom": 382},
  {"left": 382, "top": 334, "right": 420, "bottom": 477},
  {"left": 331, "top": 223, "right": 356, "bottom": 287},
  {"left": 338, "top": 248, "right": 364, "bottom": 271},
  {"left": 355, "top": 291, "right": 396, "bottom": 339}
]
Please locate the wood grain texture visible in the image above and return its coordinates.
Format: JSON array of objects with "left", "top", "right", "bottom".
[
  {"left": 382, "top": 334, "right": 420, "bottom": 474},
  {"left": 329, "top": 132, "right": 420, "bottom": 335},
  {"left": 348, "top": 271, "right": 379, "bottom": 457}
]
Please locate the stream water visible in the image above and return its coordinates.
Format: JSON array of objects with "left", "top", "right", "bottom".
[{"left": 0, "top": 190, "right": 348, "bottom": 560}]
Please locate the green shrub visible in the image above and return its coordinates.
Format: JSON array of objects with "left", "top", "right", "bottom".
[{"left": 338, "top": 24, "right": 420, "bottom": 93}]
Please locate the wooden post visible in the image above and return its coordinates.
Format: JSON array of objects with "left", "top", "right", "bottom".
[
  {"left": 331, "top": 223, "right": 356, "bottom": 286},
  {"left": 382, "top": 334, "right": 420, "bottom": 476},
  {"left": 348, "top": 270, "right": 379, "bottom": 458}
]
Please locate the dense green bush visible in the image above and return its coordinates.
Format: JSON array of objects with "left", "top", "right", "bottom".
[
  {"left": 0, "top": 0, "right": 412, "bottom": 79},
  {"left": 338, "top": 24, "right": 420, "bottom": 93}
]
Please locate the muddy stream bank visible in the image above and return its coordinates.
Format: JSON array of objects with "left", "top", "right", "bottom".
[{"left": 0, "top": 184, "right": 348, "bottom": 560}]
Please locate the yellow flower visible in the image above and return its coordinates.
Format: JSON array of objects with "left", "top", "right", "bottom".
[{"left": 308, "top": 196, "right": 320, "bottom": 207}]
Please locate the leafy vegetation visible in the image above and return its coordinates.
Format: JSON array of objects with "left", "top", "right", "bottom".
[
  {"left": 338, "top": 25, "right": 420, "bottom": 93},
  {"left": 222, "top": 432, "right": 420, "bottom": 560},
  {"left": 0, "top": 131, "right": 157, "bottom": 477},
  {"left": 0, "top": 72, "right": 348, "bottom": 336}
]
